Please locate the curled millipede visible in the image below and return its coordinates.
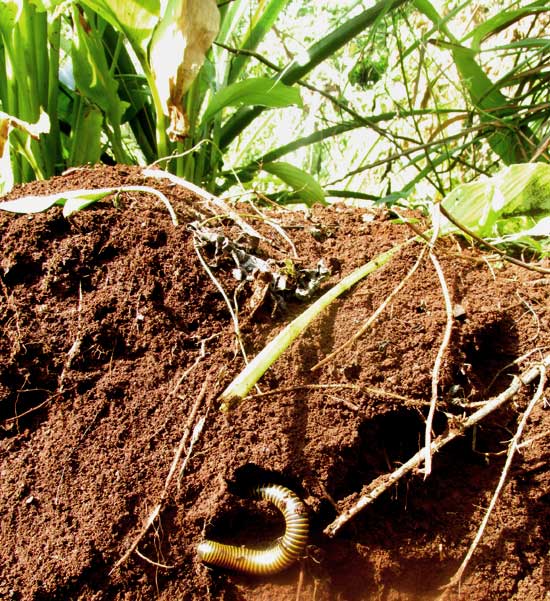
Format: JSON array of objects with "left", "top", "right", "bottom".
[{"left": 197, "top": 484, "right": 309, "bottom": 575}]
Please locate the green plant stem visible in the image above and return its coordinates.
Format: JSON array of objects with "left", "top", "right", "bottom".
[
  {"left": 219, "top": 0, "right": 408, "bottom": 149},
  {"left": 218, "top": 238, "right": 413, "bottom": 410},
  {"left": 46, "top": 16, "right": 61, "bottom": 174},
  {"left": 142, "top": 63, "right": 169, "bottom": 160}
]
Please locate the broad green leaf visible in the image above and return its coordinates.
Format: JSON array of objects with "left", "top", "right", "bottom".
[
  {"left": 62, "top": 190, "right": 115, "bottom": 216},
  {"left": 202, "top": 77, "right": 302, "bottom": 124},
  {"left": 440, "top": 163, "right": 550, "bottom": 252},
  {"left": 263, "top": 161, "right": 325, "bottom": 206},
  {"left": 71, "top": 7, "right": 128, "bottom": 127},
  {"left": 68, "top": 104, "right": 103, "bottom": 166},
  {"left": 79, "top": 0, "right": 159, "bottom": 57},
  {"left": 0, "top": 1, "right": 19, "bottom": 39},
  {"left": 447, "top": 43, "right": 530, "bottom": 164}
]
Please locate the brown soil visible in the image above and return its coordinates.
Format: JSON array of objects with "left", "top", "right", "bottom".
[{"left": 1, "top": 165, "right": 548, "bottom": 601}]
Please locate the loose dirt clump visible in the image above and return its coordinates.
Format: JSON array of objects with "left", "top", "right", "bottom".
[{"left": 0, "top": 165, "right": 548, "bottom": 601}]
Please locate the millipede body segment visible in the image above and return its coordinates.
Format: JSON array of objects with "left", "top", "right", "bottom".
[{"left": 197, "top": 484, "right": 309, "bottom": 575}]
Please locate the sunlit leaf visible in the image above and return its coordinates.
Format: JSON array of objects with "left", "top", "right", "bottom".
[
  {"left": 0, "top": 1, "right": 19, "bottom": 38},
  {"left": 263, "top": 161, "right": 325, "bottom": 206},
  {"left": 463, "top": 1, "right": 549, "bottom": 51},
  {"left": 79, "top": 0, "right": 159, "bottom": 57},
  {"left": 68, "top": 105, "right": 103, "bottom": 166},
  {"left": 227, "top": 0, "right": 292, "bottom": 84},
  {"left": 440, "top": 163, "right": 550, "bottom": 252},
  {"left": 202, "top": 77, "right": 302, "bottom": 124},
  {"left": 0, "top": 189, "right": 109, "bottom": 214},
  {"left": 0, "top": 110, "right": 50, "bottom": 192},
  {"left": 0, "top": 185, "right": 178, "bottom": 224}
]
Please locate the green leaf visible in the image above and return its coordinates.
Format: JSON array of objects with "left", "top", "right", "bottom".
[
  {"left": 0, "top": 1, "right": 18, "bottom": 39},
  {"left": 415, "top": 0, "right": 539, "bottom": 164},
  {"left": 463, "top": 1, "right": 549, "bottom": 51},
  {"left": 202, "top": 77, "right": 302, "bottom": 124},
  {"left": 220, "top": 0, "right": 407, "bottom": 148},
  {"left": 79, "top": 0, "right": 159, "bottom": 58},
  {"left": 227, "top": 0, "right": 292, "bottom": 84},
  {"left": 263, "top": 161, "right": 325, "bottom": 206},
  {"left": 62, "top": 190, "right": 114, "bottom": 216},
  {"left": 68, "top": 104, "right": 103, "bottom": 166},
  {"left": 71, "top": 7, "right": 128, "bottom": 127},
  {"left": 441, "top": 163, "right": 550, "bottom": 253}
]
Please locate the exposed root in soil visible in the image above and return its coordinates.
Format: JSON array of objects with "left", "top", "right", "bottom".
[
  {"left": 114, "top": 370, "right": 214, "bottom": 570},
  {"left": 439, "top": 359, "right": 548, "bottom": 598},
  {"left": 311, "top": 238, "right": 429, "bottom": 372},
  {"left": 325, "top": 354, "right": 550, "bottom": 538},
  {"left": 424, "top": 250, "right": 453, "bottom": 476}
]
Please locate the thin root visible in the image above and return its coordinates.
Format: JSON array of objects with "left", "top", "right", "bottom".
[
  {"left": 324, "top": 354, "right": 550, "bottom": 537},
  {"left": 437, "top": 362, "right": 547, "bottom": 598}
]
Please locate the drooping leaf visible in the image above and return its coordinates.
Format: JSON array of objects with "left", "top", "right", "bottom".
[
  {"left": 463, "top": 0, "right": 549, "bottom": 51},
  {"left": 202, "top": 77, "right": 302, "bottom": 124},
  {"left": 0, "top": 110, "right": 50, "bottom": 194},
  {"left": 71, "top": 6, "right": 128, "bottom": 127},
  {"left": 149, "top": 0, "right": 220, "bottom": 140},
  {"left": 263, "top": 161, "right": 325, "bottom": 206},
  {"left": 0, "top": 188, "right": 111, "bottom": 214},
  {"left": 79, "top": 0, "right": 160, "bottom": 58},
  {"left": 0, "top": 185, "right": 178, "bottom": 224}
]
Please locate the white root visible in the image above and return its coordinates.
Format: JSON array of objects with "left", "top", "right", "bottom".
[
  {"left": 438, "top": 362, "right": 547, "bottom": 598},
  {"left": 324, "top": 354, "right": 550, "bottom": 537}
]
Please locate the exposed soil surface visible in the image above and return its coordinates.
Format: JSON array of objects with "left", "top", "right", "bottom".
[{"left": 1, "top": 165, "right": 549, "bottom": 601}]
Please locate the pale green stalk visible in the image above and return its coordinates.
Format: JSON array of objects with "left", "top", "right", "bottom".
[{"left": 219, "top": 238, "right": 414, "bottom": 410}]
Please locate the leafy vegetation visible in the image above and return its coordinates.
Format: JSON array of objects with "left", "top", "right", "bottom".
[{"left": 0, "top": 0, "right": 549, "bottom": 249}]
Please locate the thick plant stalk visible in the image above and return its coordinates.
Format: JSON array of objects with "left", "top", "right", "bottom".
[{"left": 218, "top": 240, "right": 412, "bottom": 410}]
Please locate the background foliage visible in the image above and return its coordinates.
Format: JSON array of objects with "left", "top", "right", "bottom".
[{"left": 0, "top": 0, "right": 549, "bottom": 213}]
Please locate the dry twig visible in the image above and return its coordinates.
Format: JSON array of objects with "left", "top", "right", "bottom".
[
  {"left": 113, "top": 375, "right": 211, "bottom": 570},
  {"left": 324, "top": 354, "right": 550, "bottom": 537},
  {"left": 438, "top": 362, "right": 547, "bottom": 598}
]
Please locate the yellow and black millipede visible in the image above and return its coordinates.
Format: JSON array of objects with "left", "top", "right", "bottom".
[{"left": 197, "top": 484, "right": 309, "bottom": 575}]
